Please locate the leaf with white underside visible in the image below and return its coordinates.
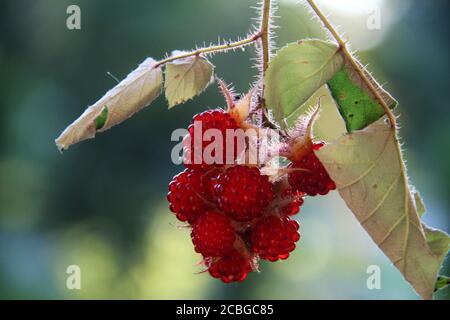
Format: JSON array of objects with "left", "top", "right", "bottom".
[
  {"left": 316, "top": 120, "right": 450, "bottom": 299},
  {"left": 164, "top": 54, "right": 214, "bottom": 108},
  {"left": 55, "top": 57, "right": 163, "bottom": 151},
  {"left": 264, "top": 40, "right": 344, "bottom": 127}
]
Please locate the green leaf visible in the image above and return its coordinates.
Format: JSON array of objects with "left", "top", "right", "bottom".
[
  {"left": 433, "top": 283, "right": 450, "bottom": 300},
  {"left": 94, "top": 106, "right": 109, "bottom": 130},
  {"left": 55, "top": 57, "right": 163, "bottom": 151},
  {"left": 434, "top": 276, "right": 449, "bottom": 292},
  {"left": 316, "top": 119, "right": 450, "bottom": 299},
  {"left": 327, "top": 59, "right": 398, "bottom": 132},
  {"left": 264, "top": 40, "right": 344, "bottom": 127},
  {"left": 423, "top": 225, "right": 450, "bottom": 263},
  {"left": 164, "top": 54, "right": 214, "bottom": 108},
  {"left": 413, "top": 190, "right": 426, "bottom": 218}
]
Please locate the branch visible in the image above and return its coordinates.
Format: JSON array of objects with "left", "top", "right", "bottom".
[
  {"left": 154, "top": 33, "right": 262, "bottom": 68},
  {"left": 305, "top": 0, "right": 397, "bottom": 130}
]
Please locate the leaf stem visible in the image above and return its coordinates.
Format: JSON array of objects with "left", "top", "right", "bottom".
[
  {"left": 305, "top": 0, "right": 397, "bottom": 129},
  {"left": 154, "top": 33, "right": 261, "bottom": 68}
]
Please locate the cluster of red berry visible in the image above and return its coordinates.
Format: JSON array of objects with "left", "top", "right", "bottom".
[{"left": 167, "top": 108, "right": 335, "bottom": 283}]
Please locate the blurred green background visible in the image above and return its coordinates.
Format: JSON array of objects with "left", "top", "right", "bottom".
[{"left": 0, "top": 0, "right": 448, "bottom": 299}]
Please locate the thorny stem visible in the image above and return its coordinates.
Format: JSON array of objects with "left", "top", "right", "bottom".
[{"left": 305, "top": 0, "right": 397, "bottom": 130}]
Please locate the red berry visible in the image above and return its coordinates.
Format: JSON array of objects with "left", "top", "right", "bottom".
[
  {"left": 184, "top": 109, "right": 242, "bottom": 169},
  {"left": 215, "top": 166, "right": 274, "bottom": 222},
  {"left": 207, "top": 251, "right": 253, "bottom": 283},
  {"left": 167, "top": 168, "right": 218, "bottom": 223},
  {"left": 280, "top": 189, "right": 304, "bottom": 216},
  {"left": 312, "top": 141, "right": 325, "bottom": 151},
  {"left": 288, "top": 147, "right": 336, "bottom": 196},
  {"left": 191, "top": 211, "right": 236, "bottom": 257},
  {"left": 251, "top": 216, "right": 300, "bottom": 262}
]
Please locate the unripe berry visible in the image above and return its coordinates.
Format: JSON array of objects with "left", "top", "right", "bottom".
[
  {"left": 191, "top": 211, "right": 236, "bottom": 257},
  {"left": 215, "top": 165, "right": 274, "bottom": 222}
]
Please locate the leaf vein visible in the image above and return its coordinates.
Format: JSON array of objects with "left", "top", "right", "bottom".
[
  {"left": 360, "top": 173, "right": 402, "bottom": 225},
  {"left": 338, "top": 131, "right": 391, "bottom": 189}
]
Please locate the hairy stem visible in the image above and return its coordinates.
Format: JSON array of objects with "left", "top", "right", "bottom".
[
  {"left": 154, "top": 33, "right": 261, "bottom": 68},
  {"left": 260, "top": 0, "right": 276, "bottom": 127},
  {"left": 261, "top": 0, "right": 272, "bottom": 74},
  {"left": 306, "top": 0, "right": 397, "bottom": 129}
]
